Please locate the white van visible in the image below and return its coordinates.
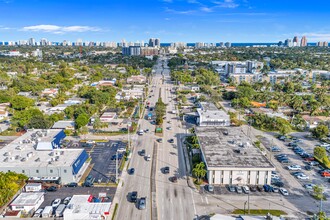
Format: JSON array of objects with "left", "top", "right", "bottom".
[
  {"left": 42, "top": 206, "right": 53, "bottom": 218},
  {"left": 33, "top": 209, "right": 43, "bottom": 218},
  {"left": 55, "top": 204, "right": 66, "bottom": 217}
]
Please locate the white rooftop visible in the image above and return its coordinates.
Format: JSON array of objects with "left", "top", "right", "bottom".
[
  {"left": 11, "top": 192, "right": 44, "bottom": 206},
  {"left": 64, "top": 195, "right": 111, "bottom": 216},
  {"left": 0, "top": 129, "right": 83, "bottom": 168}
]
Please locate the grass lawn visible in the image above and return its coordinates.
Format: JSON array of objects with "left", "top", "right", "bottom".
[{"left": 232, "top": 209, "right": 287, "bottom": 217}]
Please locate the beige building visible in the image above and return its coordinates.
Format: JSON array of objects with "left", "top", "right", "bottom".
[{"left": 196, "top": 127, "right": 275, "bottom": 185}]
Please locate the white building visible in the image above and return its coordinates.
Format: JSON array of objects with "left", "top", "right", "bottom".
[
  {"left": 10, "top": 192, "right": 44, "bottom": 213},
  {"left": 0, "top": 129, "right": 89, "bottom": 184},
  {"left": 63, "top": 195, "right": 111, "bottom": 220},
  {"left": 100, "top": 112, "right": 117, "bottom": 123},
  {"left": 25, "top": 183, "right": 42, "bottom": 192},
  {"left": 196, "top": 102, "right": 230, "bottom": 127},
  {"left": 196, "top": 127, "right": 275, "bottom": 185}
]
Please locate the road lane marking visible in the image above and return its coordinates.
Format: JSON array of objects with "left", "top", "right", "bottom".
[
  {"left": 205, "top": 197, "right": 209, "bottom": 204},
  {"left": 191, "top": 188, "right": 197, "bottom": 215}
]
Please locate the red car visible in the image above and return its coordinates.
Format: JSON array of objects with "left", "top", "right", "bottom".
[
  {"left": 304, "top": 157, "right": 315, "bottom": 162},
  {"left": 321, "top": 172, "right": 330, "bottom": 177}
]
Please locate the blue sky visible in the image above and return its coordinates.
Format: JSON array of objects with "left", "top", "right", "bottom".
[{"left": 1, "top": 0, "right": 330, "bottom": 43}]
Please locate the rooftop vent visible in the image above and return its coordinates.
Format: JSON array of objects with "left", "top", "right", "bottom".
[
  {"left": 3, "top": 157, "right": 8, "bottom": 162},
  {"left": 3, "top": 152, "right": 11, "bottom": 156},
  {"left": 21, "top": 157, "right": 26, "bottom": 162},
  {"left": 15, "top": 155, "right": 20, "bottom": 160},
  {"left": 27, "top": 152, "right": 34, "bottom": 158},
  {"left": 35, "top": 158, "right": 40, "bottom": 162}
]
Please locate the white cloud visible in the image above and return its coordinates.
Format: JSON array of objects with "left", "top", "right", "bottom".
[
  {"left": 213, "top": 0, "right": 239, "bottom": 8},
  {"left": 162, "top": 0, "right": 173, "bottom": 2},
  {"left": 21, "top": 24, "right": 101, "bottom": 33},
  {"left": 165, "top": 7, "right": 196, "bottom": 14},
  {"left": 200, "top": 7, "right": 213, "bottom": 12}
]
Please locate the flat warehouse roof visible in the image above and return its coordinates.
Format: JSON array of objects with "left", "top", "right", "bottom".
[
  {"left": 11, "top": 192, "right": 44, "bottom": 206},
  {"left": 196, "top": 127, "right": 274, "bottom": 169}
]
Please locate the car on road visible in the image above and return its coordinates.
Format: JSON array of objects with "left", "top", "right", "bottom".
[
  {"left": 46, "top": 186, "right": 57, "bottom": 192},
  {"left": 167, "top": 120, "right": 171, "bottom": 124},
  {"left": 63, "top": 197, "right": 71, "bottom": 205},
  {"left": 168, "top": 139, "right": 174, "bottom": 143},
  {"left": 207, "top": 185, "right": 214, "bottom": 192},
  {"left": 146, "top": 155, "right": 151, "bottom": 161},
  {"left": 227, "top": 185, "right": 236, "bottom": 192},
  {"left": 163, "top": 166, "right": 170, "bottom": 174},
  {"left": 65, "top": 182, "right": 78, "bottom": 187},
  {"left": 279, "top": 188, "right": 289, "bottom": 196},
  {"left": 167, "top": 127, "right": 172, "bottom": 130},
  {"left": 170, "top": 176, "right": 178, "bottom": 183},
  {"left": 287, "top": 165, "right": 302, "bottom": 171},
  {"left": 236, "top": 186, "right": 243, "bottom": 194},
  {"left": 157, "top": 138, "right": 163, "bottom": 143},
  {"left": 131, "top": 191, "right": 138, "bottom": 203},
  {"left": 296, "top": 174, "right": 309, "bottom": 180},
  {"left": 138, "top": 197, "right": 146, "bottom": 210},
  {"left": 52, "top": 198, "right": 61, "bottom": 208},
  {"left": 129, "top": 168, "right": 135, "bottom": 175},
  {"left": 140, "top": 149, "right": 146, "bottom": 156},
  {"left": 304, "top": 184, "right": 316, "bottom": 190}
]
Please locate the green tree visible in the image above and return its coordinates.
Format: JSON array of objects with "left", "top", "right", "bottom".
[
  {"left": 75, "top": 113, "right": 89, "bottom": 129},
  {"left": 192, "top": 162, "right": 207, "bottom": 182},
  {"left": 313, "top": 185, "right": 325, "bottom": 200},
  {"left": 11, "top": 96, "right": 35, "bottom": 110},
  {"left": 314, "top": 146, "right": 327, "bottom": 161},
  {"left": 312, "top": 125, "right": 329, "bottom": 139}
]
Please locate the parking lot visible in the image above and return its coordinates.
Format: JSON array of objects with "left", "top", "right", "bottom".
[{"left": 88, "top": 141, "right": 126, "bottom": 183}]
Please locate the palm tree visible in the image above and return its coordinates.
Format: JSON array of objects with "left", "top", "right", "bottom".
[{"left": 192, "top": 162, "right": 207, "bottom": 182}]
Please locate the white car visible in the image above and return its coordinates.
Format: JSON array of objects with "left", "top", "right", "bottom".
[
  {"left": 279, "top": 188, "right": 289, "bottom": 196},
  {"left": 271, "top": 174, "right": 280, "bottom": 179},
  {"left": 287, "top": 165, "right": 301, "bottom": 171},
  {"left": 146, "top": 155, "right": 151, "bottom": 161},
  {"left": 304, "top": 184, "right": 316, "bottom": 190},
  {"left": 52, "top": 198, "right": 61, "bottom": 208},
  {"left": 296, "top": 174, "right": 309, "bottom": 180}
]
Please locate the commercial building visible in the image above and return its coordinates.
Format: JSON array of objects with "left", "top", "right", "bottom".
[
  {"left": 100, "top": 112, "right": 117, "bottom": 123},
  {"left": 127, "top": 75, "right": 147, "bottom": 84},
  {"left": 300, "top": 36, "right": 307, "bottom": 47},
  {"left": 196, "top": 102, "right": 230, "bottom": 127},
  {"left": 0, "top": 129, "right": 89, "bottom": 184},
  {"left": 122, "top": 46, "right": 141, "bottom": 56},
  {"left": 63, "top": 195, "right": 111, "bottom": 220},
  {"left": 10, "top": 192, "right": 44, "bottom": 213},
  {"left": 196, "top": 127, "right": 275, "bottom": 185}
]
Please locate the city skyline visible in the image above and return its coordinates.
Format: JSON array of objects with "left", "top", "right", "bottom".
[{"left": 1, "top": 0, "right": 330, "bottom": 43}]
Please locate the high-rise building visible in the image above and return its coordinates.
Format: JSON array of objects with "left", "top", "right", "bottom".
[
  {"left": 40, "top": 38, "right": 48, "bottom": 46},
  {"left": 284, "top": 39, "right": 292, "bottom": 47},
  {"left": 300, "top": 36, "right": 307, "bottom": 47},
  {"left": 28, "top": 38, "right": 36, "bottom": 46},
  {"left": 122, "top": 46, "right": 141, "bottom": 56},
  {"left": 219, "top": 42, "right": 224, "bottom": 47},
  {"left": 155, "top": 38, "right": 160, "bottom": 47},
  {"left": 293, "top": 36, "right": 299, "bottom": 46},
  {"left": 317, "top": 41, "right": 329, "bottom": 47}
]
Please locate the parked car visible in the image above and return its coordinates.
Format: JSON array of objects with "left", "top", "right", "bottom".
[
  {"left": 304, "top": 184, "right": 316, "bottom": 190},
  {"left": 46, "top": 186, "right": 57, "bottom": 192},
  {"left": 292, "top": 172, "right": 304, "bottom": 177},
  {"left": 65, "top": 182, "right": 78, "bottom": 187},
  {"left": 63, "top": 197, "right": 71, "bottom": 205},
  {"left": 168, "top": 139, "right": 174, "bottom": 143},
  {"left": 272, "top": 187, "right": 279, "bottom": 193},
  {"left": 207, "top": 185, "right": 214, "bottom": 192},
  {"left": 296, "top": 174, "right": 309, "bottom": 180},
  {"left": 33, "top": 209, "right": 43, "bottom": 218},
  {"left": 146, "top": 155, "right": 151, "bottom": 161},
  {"left": 257, "top": 185, "right": 264, "bottom": 192},
  {"left": 138, "top": 197, "right": 146, "bottom": 210},
  {"left": 305, "top": 165, "right": 313, "bottom": 171},
  {"left": 250, "top": 185, "right": 257, "bottom": 192},
  {"left": 309, "top": 161, "right": 320, "bottom": 166},
  {"left": 321, "top": 171, "right": 330, "bottom": 177},
  {"left": 287, "top": 165, "right": 302, "bottom": 171},
  {"left": 227, "top": 185, "right": 235, "bottom": 192},
  {"left": 242, "top": 186, "right": 250, "bottom": 194},
  {"left": 271, "top": 146, "right": 281, "bottom": 152},
  {"left": 263, "top": 185, "right": 273, "bottom": 192},
  {"left": 279, "top": 188, "right": 289, "bottom": 196},
  {"left": 280, "top": 159, "right": 290, "bottom": 164},
  {"left": 157, "top": 138, "right": 163, "bottom": 143},
  {"left": 52, "top": 198, "right": 61, "bottom": 208},
  {"left": 236, "top": 186, "right": 243, "bottom": 194},
  {"left": 131, "top": 191, "right": 138, "bottom": 203}
]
